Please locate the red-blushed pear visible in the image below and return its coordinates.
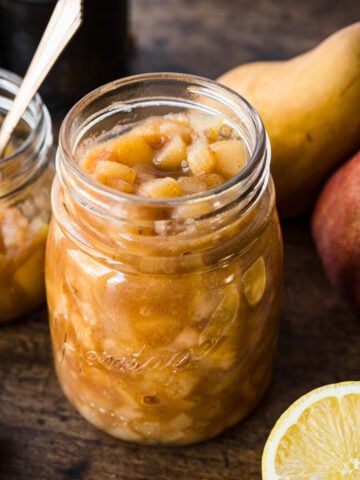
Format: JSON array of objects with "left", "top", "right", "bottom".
[{"left": 311, "top": 151, "right": 360, "bottom": 306}]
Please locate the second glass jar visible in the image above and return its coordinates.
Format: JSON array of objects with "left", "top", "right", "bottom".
[
  {"left": 0, "top": 68, "right": 53, "bottom": 322},
  {"left": 46, "top": 73, "right": 283, "bottom": 445}
]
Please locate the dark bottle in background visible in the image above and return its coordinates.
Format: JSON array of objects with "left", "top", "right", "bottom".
[{"left": 0, "top": 0, "right": 129, "bottom": 116}]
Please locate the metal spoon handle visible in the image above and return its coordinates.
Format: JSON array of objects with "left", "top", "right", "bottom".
[{"left": 0, "top": 0, "right": 83, "bottom": 157}]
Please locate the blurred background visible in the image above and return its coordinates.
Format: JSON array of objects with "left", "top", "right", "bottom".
[
  {"left": 130, "top": 0, "right": 358, "bottom": 76},
  {"left": 0, "top": 0, "right": 358, "bottom": 115}
]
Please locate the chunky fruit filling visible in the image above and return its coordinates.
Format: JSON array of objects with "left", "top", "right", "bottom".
[
  {"left": 80, "top": 113, "right": 248, "bottom": 197},
  {"left": 0, "top": 174, "right": 52, "bottom": 322},
  {"left": 47, "top": 111, "right": 282, "bottom": 445}
]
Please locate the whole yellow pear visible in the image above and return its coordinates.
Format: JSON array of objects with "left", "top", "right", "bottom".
[{"left": 218, "top": 22, "right": 360, "bottom": 218}]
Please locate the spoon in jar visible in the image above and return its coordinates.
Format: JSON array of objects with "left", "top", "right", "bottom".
[{"left": 0, "top": 0, "right": 83, "bottom": 158}]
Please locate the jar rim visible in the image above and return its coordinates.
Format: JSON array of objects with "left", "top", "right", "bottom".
[
  {"left": 58, "top": 72, "right": 270, "bottom": 214},
  {"left": 0, "top": 67, "right": 53, "bottom": 199},
  {"left": 0, "top": 67, "right": 46, "bottom": 163}
]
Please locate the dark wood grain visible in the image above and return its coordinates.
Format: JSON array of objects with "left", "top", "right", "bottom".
[{"left": 1, "top": 1, "right": 359, "bottom": 479}]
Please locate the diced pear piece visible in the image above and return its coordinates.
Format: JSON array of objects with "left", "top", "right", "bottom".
[
  {"left": 165, "top": 372, "right": 199, "bottom": 400},
  {"left": 177, "top": 173, "right": 225, "bottom": 195},
  {"left": 132, "top": 164, "right": 156, "bottom": 184},
  {"left": 158, "top": 119, "right": 191, "bottom": 141},
  {"left": 175, "top": 328, "right": 200, "bottom": 348},
  {"left": 189, "top": 114, "right": 224, "bottom": 141},
  {"left": 94, "top": 160, "right": 136, "bottom": 184},
  {"left": 211, "top": 140, "right": 247, "bottom": 179},
  {"left": 242, "top": 257, "right": 266, "bottom": 306},
  {"left": 187, "top": 141, "right": 216, "bottom": 176},
  {"left": 174, "top": 200, "right": 213, "bottom": 219},
  {"left": 13, "top": 244, "right": 45, "bottom": 300},
  {"left": 112, "top": 133, "right": 154, "bottom": 166},
  {"left": 138, "top": 177, "right": 183, "bottom": 198},
  {"left": 133, "top": 118, "right": 165, "bottom": 147},
  {"left": 199, "top": 284, "right": 240, "bottom": 345},
  {"left": 153, "top": 134, "right": 187, "bottom": 170},
  {"left": 101, "top": 178, "right": 135, "bottom": 194},
  {"left": 168, "top": 413, "right": 192, "bottom": 432},
  {"left": 136, "top": 117, "right": 191, "bottom": 147},
  {"left": 130, "top": 419, "right": 162, "bottom": 438},
  {"left": 0, "top": 207, "right": 29, "bottom": 249},
  {"left": 132, "top": 312, "right": 182, "bottom": 343},
  {"left": 92, "top": 161, "right": 135, "bottom": 193},
  {"left": 81, "top": 147, "right": 118, "bottom": 173}
]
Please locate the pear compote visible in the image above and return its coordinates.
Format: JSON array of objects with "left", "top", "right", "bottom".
[
  {"left": 0, "top": 177, "right": 51, "bottom": 322},
  {"left": 46, "top": 74, "right": 283, "bottom": 445},
  {"left": 0, "top": 68, "right": 53, "bottom": 322}
]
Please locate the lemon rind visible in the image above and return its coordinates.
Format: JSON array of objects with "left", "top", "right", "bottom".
[{"left": 262, "top": 381, "right": 360, "bottom": 479}]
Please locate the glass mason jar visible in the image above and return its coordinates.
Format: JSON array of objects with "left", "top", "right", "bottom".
[
  {"left": 46, "top": 73, "right": 283, "bottom": 445},
  {"left": 0, "top": 68, "right": 53, "bottom": 323}
]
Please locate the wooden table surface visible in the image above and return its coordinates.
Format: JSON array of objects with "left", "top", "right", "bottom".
[{"left": 1, "top": 1, "right": 359, "bottom": 479}]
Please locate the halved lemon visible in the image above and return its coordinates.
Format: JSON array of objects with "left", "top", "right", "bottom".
[{"left": 262, "top": 382, "right": 360, "bottom": 479}]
